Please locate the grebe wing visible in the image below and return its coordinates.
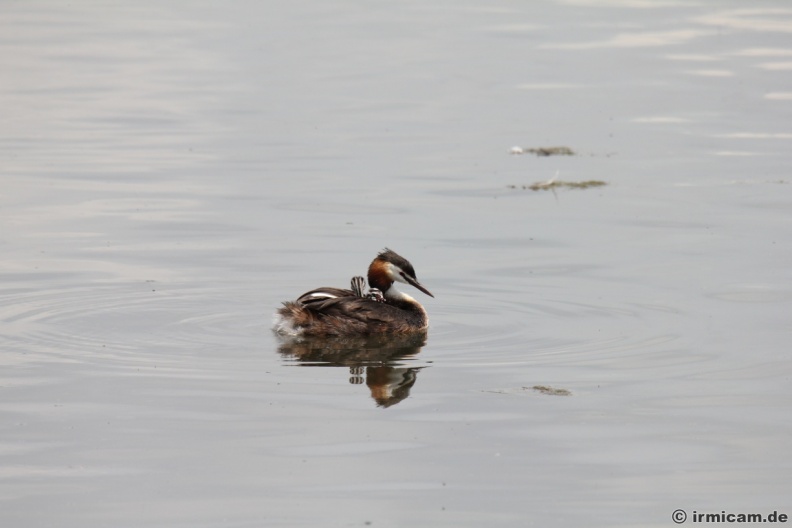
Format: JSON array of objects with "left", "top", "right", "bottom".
[
  {"left": 301, "top": 296, "right": 405, "bottom": 323},
  {"left": 296, "top": 287, "right": 356, "bottom": 306}
]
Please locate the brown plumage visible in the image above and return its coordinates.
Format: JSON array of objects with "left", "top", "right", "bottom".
[{"left": 273, "top": 249, "right": 433, "bottom": 337}]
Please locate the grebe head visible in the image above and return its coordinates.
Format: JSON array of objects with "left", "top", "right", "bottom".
[{"left": 368, "top": 248, "right": 433, "bottom": 298}]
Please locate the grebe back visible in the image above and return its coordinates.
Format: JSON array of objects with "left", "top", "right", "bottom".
[{"left": 273, "top": 249, "right": 433, "bottom": 337}]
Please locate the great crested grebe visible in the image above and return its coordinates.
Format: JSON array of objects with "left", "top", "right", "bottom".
[{"left": 273, "top": 249, "right": 433, "bottom": 337}]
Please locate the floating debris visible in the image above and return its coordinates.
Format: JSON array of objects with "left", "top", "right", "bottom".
[
  {"left": 530, "top": 385, "right": 572, "bottom": 396},
  {"left": 510, "top": 146, "right": 575, "bottom": 156},
  {"left": 507, "top": 181, "right": 607, "bottom": 191},
  {"left": 526, "top": 180, "right": 606, "bottom": 191},
  {"left": 482, "top": 385, "right": 572, "bottom": 396},
  {"left": 508, "top": 171, "right": 607, "bottom": 192}
]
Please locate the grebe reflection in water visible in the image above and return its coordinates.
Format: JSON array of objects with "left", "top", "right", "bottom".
[
  {"left": 273, "top": 249, "right": 433, "bottom": 337},
  {"left": 277, "top": 332, "right": 427, "bottom": 408}
]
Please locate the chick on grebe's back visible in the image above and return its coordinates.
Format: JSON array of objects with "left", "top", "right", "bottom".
[{"left": 273, "top": 249, "right": 433, "bottom": 337}]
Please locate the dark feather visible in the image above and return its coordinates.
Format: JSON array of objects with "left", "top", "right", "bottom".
[
  {"left": 278, "top": 295, "right": 426, "bottom": 336},
  {"left": 296, "top": 287, "right": 355, "bottom": 305}
]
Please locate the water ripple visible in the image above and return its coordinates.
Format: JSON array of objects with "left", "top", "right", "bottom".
[
  {"left": 0, "top": 278, "right": 252, "bottom": 368},
  {"left": 427, "top": 287, "right": 691, "bottom": 370}
]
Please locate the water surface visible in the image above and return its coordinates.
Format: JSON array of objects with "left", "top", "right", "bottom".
[{"left": 1, "top": 1, "right": 791, "bottom": 526}]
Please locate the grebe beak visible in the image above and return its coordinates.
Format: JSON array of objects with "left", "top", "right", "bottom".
[{"left": 403, "top": 274, "right": 434, "bottom": 298}]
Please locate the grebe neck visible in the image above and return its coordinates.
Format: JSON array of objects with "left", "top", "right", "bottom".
[
  {"left": 384, "top": 284, "right": 427, "bottom": 319},
  {"left": 384, "top": 283, "right": 412, "bottom": 303}
]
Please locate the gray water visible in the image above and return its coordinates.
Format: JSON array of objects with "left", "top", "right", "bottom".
[{"left": 2, "top": 2, "right": 791, "bottom": 527}]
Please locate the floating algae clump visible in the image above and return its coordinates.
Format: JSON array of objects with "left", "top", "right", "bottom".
[
  {"left": 531, "top": 385, "right": 572, "bottom": 396},
  {"left": 510, "top": 146, "right": 575, "bottom": 156},
  {"left": 527, "top": 179, "right": 607, "bottom": 191},
  {"left": 507, "top": 170, "right": 607, "bottom": 191}
]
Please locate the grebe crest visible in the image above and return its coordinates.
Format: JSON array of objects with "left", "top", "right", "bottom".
[{"left": 273, "top": 248, "right": 433, "bottom": 337}]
